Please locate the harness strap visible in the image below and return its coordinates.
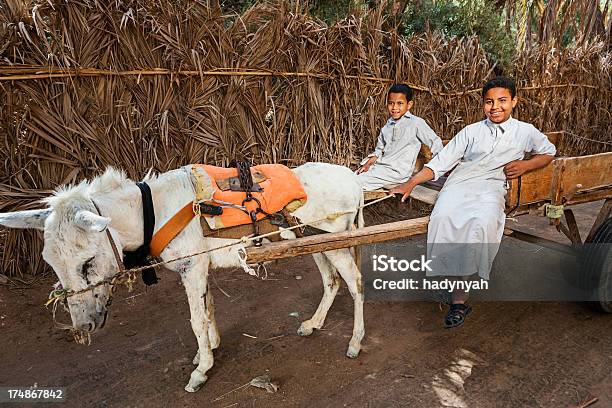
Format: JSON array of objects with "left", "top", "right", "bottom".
[
  {"left": 505, "top": 176, "right": 522, "bottom": 216},
  {"left": 90, "top": 200, "right": 124, "bottom": 274},
  {"left": 105, "top": 228, "right": 125, "bottom": 273},
  {"left": 139, "top": 182, "right": 155, "bottom": 252},
  {"left": 237, "top": 161, "right": 254, "bottom": 201},
  {"left": 199, "top": 216, "right": 284, "bottom": 241},
  {"left": 150, "top": 202, "right": 196, "bottom": 257},
  {"left": 123, "top": 182, "right": 155, "bottom": 268},
  {"left": 236, "top": 160, "right": 268, "bottom": 245},
  {"left": 281, "top": 208, "right": 304, "bottom": 238},
  {"left": 150, "top": 202, "right": 298, "bottom": 256}
]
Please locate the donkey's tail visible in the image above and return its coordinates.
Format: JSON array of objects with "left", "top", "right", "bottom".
[{"left": 357, "top": 190, "right": 365, "bottom": 229}]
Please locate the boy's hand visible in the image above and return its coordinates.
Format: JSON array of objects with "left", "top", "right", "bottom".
[
  {"left": 390, "top": 182, "right": 414, "bottom": 203},
  {"left": 504, "top": 160, "right": 531, "bottom": 179},
  {"left": 357, "top": 156, "right": 377, "bottom": 174}
]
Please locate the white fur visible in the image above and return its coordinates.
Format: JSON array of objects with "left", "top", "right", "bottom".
[
  {"left": 0, "top": 208, "right": 52, "bottom": 230},
  {"left": 0, "top": 163, "right": 365, "bottom": 393},
  {"left": 74, "top": 210, "right": 111, "bottom": 232}
]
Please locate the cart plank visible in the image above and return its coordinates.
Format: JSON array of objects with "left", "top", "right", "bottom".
[
  {"left": 506, "top": 164, "right": 554, "bottom": 207},
  {"left": 244, "top": 216, "right": 430, "bottom": 264},
  {"left": 554, "top": 152, "right": 612, "bottom": 202}
]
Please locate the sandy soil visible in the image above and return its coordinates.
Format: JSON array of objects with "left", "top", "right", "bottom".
[{"left": 0, "top": 200, "right": 610, "bottom": 408}]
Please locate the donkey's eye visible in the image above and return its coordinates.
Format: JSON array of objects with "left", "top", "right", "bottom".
[{"left": 81, "top": 257, "right": 95, "bottom": 282}]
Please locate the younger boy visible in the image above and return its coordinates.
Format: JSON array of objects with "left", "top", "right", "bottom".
[
  {"left": 357, "top": 84, "right": 443, "bottom": 191},
  {"left": 391, "top": 76, "right": 556, "bottom": 328}
]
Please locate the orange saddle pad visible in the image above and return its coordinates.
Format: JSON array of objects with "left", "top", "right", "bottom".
[{"left": 194, "top": 164, "right": 307, "bottom": 229}]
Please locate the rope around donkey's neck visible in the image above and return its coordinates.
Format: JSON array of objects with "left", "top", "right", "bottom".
[{"left": 46, "top": 193, "right": 394, "bottom": 304}]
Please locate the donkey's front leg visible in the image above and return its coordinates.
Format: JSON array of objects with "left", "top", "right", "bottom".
[
  {"left": 181, "top": 258, "right": 214, "bottom": 392},
  {"left": 192, "top": 283, "right": 220, "bottom": 365},
  {"left": 206, "top": 282, "right": 220, "bottom": 349}
]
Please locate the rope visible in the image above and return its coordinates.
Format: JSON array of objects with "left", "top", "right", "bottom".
[
  {"left": 1, "top": 66, "right": 609, "bottom": 94},
  {"left": 562, "top": 131, "right": 612, "bottom": 147},
  {"left": 545, "top": 203, "right": 565, "bottom": 220},
  {"left": 46, "top": 287, "right": 91, "bottom": 344},
  {"left": 45, "top": 193, "right": 395, "bottom": 303}
]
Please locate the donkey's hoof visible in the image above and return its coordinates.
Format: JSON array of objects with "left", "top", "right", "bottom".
[
  {"left": 185, "top": 371, "right": 208, "bottom": 393},
  {"left": 297, "top": 322, "right": 314, "bottom": 337},
  {"left": 346, "top": 345, "right": 361, "bottom": 359}
]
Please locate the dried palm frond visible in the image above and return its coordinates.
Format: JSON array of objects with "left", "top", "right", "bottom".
[{"left": 0, "top": 0, "right": 610, "bottom": 277}]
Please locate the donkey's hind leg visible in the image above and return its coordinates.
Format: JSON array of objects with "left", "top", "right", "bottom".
[
  {"left": 323, "top": 248, "right": 364, "bottom": 358},
  {"left": 181, "top": 258, "right": 214, "bottom": 392},
  {"left": 298, "top": 252, "right": 340, "bottom": 337}
]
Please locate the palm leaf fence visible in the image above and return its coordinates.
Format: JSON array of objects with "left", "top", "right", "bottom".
[{"left": 0, "top": 0, "right": 610, "bottom": 278}]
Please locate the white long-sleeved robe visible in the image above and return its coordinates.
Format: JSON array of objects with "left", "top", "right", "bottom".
[
  {"left": 425, "top": 117, "right": 556, "bottom": 279},
  {"left": 357, "top": 112, "right": 443, "bottom": 191}
]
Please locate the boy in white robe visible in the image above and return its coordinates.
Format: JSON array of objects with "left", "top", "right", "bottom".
[
  {"left": 356, "top": 84, "right": 443, "bottom": 191},
  {"left": 391, "top": 76, "right": 556, "bottom": 328}
]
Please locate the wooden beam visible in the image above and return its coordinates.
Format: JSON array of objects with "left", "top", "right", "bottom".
[
  {"left": 503, "top": 228, "right": 577, "bottom": 256},
  {"left": 411, "top": 185, "right": 438, "bottom": 205},
  {"left": 566, "top": 188, "right": 612, "bottom": 205},
  {"left": 556, "top": 152, "right": 612, "bottom": 195},
  {"left": 544, "top": 131, "right": 564, "bottom": 147},
  {"left": 363, "top": 185, "right": 438, "bottom": 204},
  {"left": 506, "top": 164, "right": 554, "bottom": 208},
  {"left": 585, "top": 198, "right": 612, "bottom": 243},
  {"left": 363, "top": 190, "right": 389, "bottom": 201},
  {"left": 562, "top": 209, "right": 582, "bottom": 245},
  {"left": 244, "top": 216, "right": 430, "bottom": 264}
]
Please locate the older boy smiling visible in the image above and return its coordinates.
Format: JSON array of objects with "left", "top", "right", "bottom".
[{"left": 391, "top": 76, "right": 556, "bottom": 328}]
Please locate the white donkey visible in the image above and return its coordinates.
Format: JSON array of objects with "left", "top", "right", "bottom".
[{"left": 0, "top": 162, "right": 365, "bottom": 392}]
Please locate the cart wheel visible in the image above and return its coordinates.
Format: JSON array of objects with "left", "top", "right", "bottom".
[{"left": 582, "top": 216, "right": 612, "bottom": 313}]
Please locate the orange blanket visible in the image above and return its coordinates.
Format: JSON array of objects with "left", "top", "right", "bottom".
[{"left": 194, "top": 164, "right": 307, "bottom": 229}]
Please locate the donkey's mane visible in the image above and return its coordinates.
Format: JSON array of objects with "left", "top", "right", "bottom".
[{"left": 43, "top": 167, "right": 134, "bottom": 209}]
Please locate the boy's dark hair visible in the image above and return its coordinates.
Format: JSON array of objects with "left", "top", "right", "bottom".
[
  {"left": 482, "top": 76, "right": 516, "bottom": 99},
  {"left": 388, "top": 83, "right": 413, "bottom": 101}
]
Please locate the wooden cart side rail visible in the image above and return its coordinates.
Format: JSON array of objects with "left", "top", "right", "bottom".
[
  {"left": 506, "top": 164, "right": 554, "bottom": 208},
  {"left": 504, "top": 131, "right": 563, "bottom": 208},
  {"left": 506, "top": 150, "right": 612, "bottom": 209},
  {"left": 550, "top": 151, "right": 612, "bottom": 205},
  {"left": 244, "top": 216, "right": 430, "bottom": 264},
  {"left": 507, "top": 186, "right": 612, "bottom": 217}
]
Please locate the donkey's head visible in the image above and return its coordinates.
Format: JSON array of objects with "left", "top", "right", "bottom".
[{"left": 0, "top": 170, "right": 129, "bottom": 333}]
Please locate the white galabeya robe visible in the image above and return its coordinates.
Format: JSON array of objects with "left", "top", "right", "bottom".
[
  {"left": 425, "top": 117, "right": 556, "bottom": 279},
  {"left": 357, "top": 112, "right": 443, "bottom": 191}
]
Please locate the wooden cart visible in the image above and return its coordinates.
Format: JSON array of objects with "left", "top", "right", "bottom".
[{"left": 245, "top": 132, "right": 612, "bottom": 312}]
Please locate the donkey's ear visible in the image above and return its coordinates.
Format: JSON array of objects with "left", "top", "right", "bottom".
[
  {"left": 74, "top": 210, "right": 111, "bottom": 232},
  {"left": 0, "top": 208, "right": 52, "bottom": 231}
]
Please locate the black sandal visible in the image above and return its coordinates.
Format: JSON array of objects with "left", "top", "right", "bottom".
[{"left": 444, "top": 304, "right": 472, "bottom": 329}]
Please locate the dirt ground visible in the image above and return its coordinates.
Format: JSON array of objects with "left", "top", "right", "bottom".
[{"left": 1, "top": 200, "right": 610, "bottom": 408}]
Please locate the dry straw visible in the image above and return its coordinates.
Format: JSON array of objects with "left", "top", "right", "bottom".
[{"left": 0, "top": 0, "right": 610, "bottom": 277}]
